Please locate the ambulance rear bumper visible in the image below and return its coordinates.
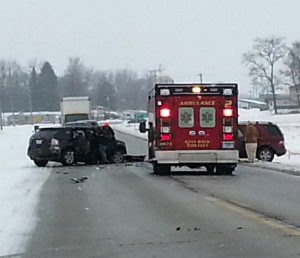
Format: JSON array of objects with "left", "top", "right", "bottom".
[{"left": 154, "top": 150, "right": 239, "bottom": 164}]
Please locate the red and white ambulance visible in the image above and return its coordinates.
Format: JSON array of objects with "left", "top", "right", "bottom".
[{"left": 139, "top": 83, "right": 239, "bottom": 175}]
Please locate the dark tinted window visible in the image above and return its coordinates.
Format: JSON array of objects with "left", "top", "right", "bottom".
[
  {"left": 238, "top": 125, "right": 246, "bottom": 134},
  {"left": 261, "top": 124, "right": 282, "bottom": 137},
  {"left": 65, "top": 114, "right": 89, "bottom": 123},
  {"left": 33, "top": 128, "right": 71, "bottom": 140},
  {"left": 33, "top": 129, "right": 58, "bottom": 139},
  {"left": 54, "top": 129, "right": 72, "bottom": 139}
]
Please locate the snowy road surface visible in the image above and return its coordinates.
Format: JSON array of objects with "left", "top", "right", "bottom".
[
  {"left": 19, "top": 131, "right": 300, "bottom": 257},
  {"left": 0, "top": 108, "right": 300, "bottom": 257}
]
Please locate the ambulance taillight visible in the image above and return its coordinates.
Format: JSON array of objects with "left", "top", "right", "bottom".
[
  {"left": 159, "top": 108, "right": 171, "bottom": 141},
  {"left": 222, "top": 108, "right": 234, "bottom": 148},
  {"left": 223, "top": 108, "right": 233, "bottom": 117},
  {"left": 160, "top": 108, "right": 171, "bottom": 117}
]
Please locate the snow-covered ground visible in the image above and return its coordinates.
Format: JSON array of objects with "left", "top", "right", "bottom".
[
  {"left": 0, "top": 109, "right": 300, "bottom": 256},
  {"left": 112, "top": 109, "right": 300, "bottom": 173},
  {"left": 0, "top": 125, "right": 50, "bottom": 256}
]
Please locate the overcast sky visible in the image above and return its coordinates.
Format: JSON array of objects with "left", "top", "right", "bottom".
[{"left": 0, "top": 0, "right": 299, "bottom": 94}]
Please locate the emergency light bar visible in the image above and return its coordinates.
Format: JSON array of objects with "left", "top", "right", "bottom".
[
  {"left": 160, "top": 89, "right": 170, "bottom": 96},
  {"left": 156, "top": 84, "right": 238, "bottom": 96},
  {"left": 223, "top": 88, "right": 233, "bottom": 95},
  {"left": 192, "top": 86, "right": 201, "bottom": 93}
]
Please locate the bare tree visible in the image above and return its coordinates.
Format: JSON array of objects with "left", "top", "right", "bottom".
[
  {"left": 243, "top": 36, "right": 287, "bottom": 114},
  {"left": 61, "top": 57, "right": 89, "bottom": 97},
  {"left": 283, "top": 41, "right": 300, "bottom": 107}
]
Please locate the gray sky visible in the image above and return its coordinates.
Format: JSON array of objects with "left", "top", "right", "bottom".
[{"left": 0, "top": 0, "right": 299, "bottom": 94}]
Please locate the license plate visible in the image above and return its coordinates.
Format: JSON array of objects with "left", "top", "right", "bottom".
[{"left": 36, "top": 140, "right": 43, "bottom": 144}]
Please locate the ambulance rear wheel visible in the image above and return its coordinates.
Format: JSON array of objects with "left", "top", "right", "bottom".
[
  {"left": 216, "top": 165, "right": 235, "bottom": 175},
  {"left": 205, "top": 165, "right": 215, "bottom": 174},
  {"left": 153, "top": 163, "right": 171, "bottom": 175}
]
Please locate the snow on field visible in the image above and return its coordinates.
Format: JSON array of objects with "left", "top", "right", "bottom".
[
  {"left": 112, "top": 109, "right": 300, "bottom": 173},
  {"left": 0, "top": 125, "right": 50, "bottom": 256},
  {"left": 0, "top": 110, "right": 299, "bottom": 255}
]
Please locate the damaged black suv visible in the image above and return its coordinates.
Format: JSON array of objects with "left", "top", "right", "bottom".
[{"left": 27, "top": 126, "right": 127, "bottom": 167}]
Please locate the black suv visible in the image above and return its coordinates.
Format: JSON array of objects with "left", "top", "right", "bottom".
[{"left": 27, "top": 126, "right": 127, "bottom": 167}]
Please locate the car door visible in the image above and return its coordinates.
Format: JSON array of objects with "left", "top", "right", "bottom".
[{"left": 73, "top": 129, "right": 89, "bottom": 157}]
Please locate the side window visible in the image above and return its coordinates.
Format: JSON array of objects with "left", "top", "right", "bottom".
[
  {"left": 178, "top": 107, "right": 194, "bottom": 128},
  {"left": 200, "top": 107, "right": 216, "bottom": 128},
  {"left": 238, "top": 125, "right": 248, "bottom": 139},
  {"left": 264, "top": 125, "right": 282, "bottom": 136},
  {"left": 55, "top": 129, "right": 71, "bottom": 139},
  {"left": 238, "top": 125, "right": 246, "bottom": 135}
]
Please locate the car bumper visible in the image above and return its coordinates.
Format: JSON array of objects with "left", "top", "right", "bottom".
[
  {"left": 27, "top": 147, "right": 61, "bottom": 161},
  {"left": 153, "top": 150, "right": 239, "bottom": 164},
  {"left": 276, "top": 148, "right": 287, "bottom": 157}
]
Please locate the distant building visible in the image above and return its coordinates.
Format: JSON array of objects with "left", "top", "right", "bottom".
[
  {"left": 238, "top": 99, "right": 269, "bottom": 111},
  {"left": 289, "top": 84, "right": 300, "bottom": 107},
  {"left": 259, "top": 93, "right": 298, "bottom": 110}
]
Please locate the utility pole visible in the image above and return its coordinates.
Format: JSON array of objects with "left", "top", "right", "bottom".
[
  {"left": 150, "top": 69, "right": 158, "bottom": 85},
  {"left": 27, "top": 79, "right": 33, "bottom": 124},
  {"left": 198, "top": 73, "right": 203, "bottom": 83},
  {"left": 0, "top": 93, "right": 2, "bottom": 130},
  {"left": 0, "top": 66, "right": 4, "bottom": 130}
]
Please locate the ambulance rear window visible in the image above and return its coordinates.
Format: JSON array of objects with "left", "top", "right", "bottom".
[
  {"left": 178, "top": 107, "right": 194, "bottom": 128},
  {"left": 200, "top": 107, "right": 216, "bottom": 128}
]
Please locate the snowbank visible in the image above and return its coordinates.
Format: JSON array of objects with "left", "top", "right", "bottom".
[
  {"left": 0, "top": 125, "right": 50, "bottom": 256},
  {"left": 112, "top": 109, "right": 300, "bottom": 173}
]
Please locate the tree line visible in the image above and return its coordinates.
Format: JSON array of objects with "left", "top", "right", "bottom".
[
  {"left": 243, "top": 36, "right": 300, "bottom": 114},
  {"left": 2, "top": 37, "right": 299, "bottom": 115},
  {"left": 0, "top": 57, "right": 156, "bottom": 113}
]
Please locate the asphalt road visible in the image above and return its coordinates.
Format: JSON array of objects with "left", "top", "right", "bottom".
[{"left": 22, "top": 132, "right": 300, "bottom": 258}]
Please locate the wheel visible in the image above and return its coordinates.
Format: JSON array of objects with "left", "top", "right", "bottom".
[
  {"left": 257, "top": 147, "right": 274, "bottom": 162},
  {"left": 34, "top": 159, "right": 48, "bottom": 167},
  {"left": 216, "top": 165, "right": 235, "bottom": 175},
  {"left": 111, "top": 149, "right": 125, "bottom": 163},
  {"left": 205, "top": 165, "right": 215, "bottom": 174},
  {"left": 153, "top": 163, "right": 171, "bottom": 175},
  {"left": 61, "top": 148, "right": 75, "bottom": 166}
]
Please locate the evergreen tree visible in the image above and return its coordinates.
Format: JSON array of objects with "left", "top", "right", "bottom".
[
  {"left": 29, "top": 67, "right": 39, "bottom": 111},
  {"left": 38, "top": 62, "right": 58, "bottom": 111}
]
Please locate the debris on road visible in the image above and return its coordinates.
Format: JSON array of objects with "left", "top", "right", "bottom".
[
  {"left": 124, "top": 154, "right": 146, "bottom": 162},
  {"left": 71, "top": 177, "right": 88, "bottom": 183}
]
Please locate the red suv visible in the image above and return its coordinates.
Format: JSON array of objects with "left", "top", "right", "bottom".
[{"left": 238, "top": 121, "right": 287, "bottom": 162}]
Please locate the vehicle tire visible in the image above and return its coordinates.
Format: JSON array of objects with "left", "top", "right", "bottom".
[
  {"left": 61, "top": 148, "right": 75, "bottom": 166},
  {"left": 153, "top": 163, "right": 171, "bottom": 175},
  {"left": 216, "top": 165, "right": 235, "bottom": 175},
  {"left": 33, "top": 159, "right": 48, "bottom": 167},
  {"left": 111, "top": 149, "right": 125, "bottom": 163},
  {"left": 257, "top": 147, "right": 274, "bottom": 162},
  {"left": 205, "top": 165, "right": 215, "bottom": 174}
]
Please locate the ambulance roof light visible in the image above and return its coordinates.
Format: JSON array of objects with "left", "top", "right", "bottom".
[
  {"left": 160, "top": 89, "right": 170, "bottom": 96},
  {"left": 223, "top": 88, "right": 233, "bottom": 95},
  {"left": 192, "top": 86, "right": 201, "bottom": 94}
]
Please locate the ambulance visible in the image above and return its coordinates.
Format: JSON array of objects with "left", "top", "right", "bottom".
[{"left": 139, "top": 83, "right": 239, "bottom": 175}]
